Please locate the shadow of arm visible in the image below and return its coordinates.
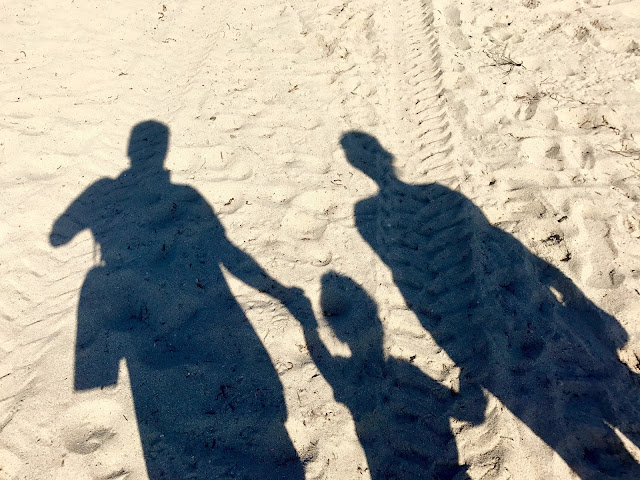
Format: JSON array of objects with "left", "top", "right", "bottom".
[
  {"left": 221, "top": 241, "right": 294, "bottom": 299},
  {"left": 220, "top": 240, "right": 317, "bottom": 325},
  {"left": 49, "top": 183, "right": 103, "bottom": 247},
  {"left": 535, "top": 255, "right": 629, "bottom": 350}
]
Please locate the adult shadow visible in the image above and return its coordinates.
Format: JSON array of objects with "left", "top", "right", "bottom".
[
  {"left": 300, "top": 271, "right": 482, "bottom": 479},
  {"left": 50, "top": 121, "right": 306, "bottom": 479},
  {"left": 341, "top": 131, "right": 640, "bottom": 479}
]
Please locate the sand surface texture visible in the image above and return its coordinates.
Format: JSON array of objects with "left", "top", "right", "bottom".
[{"left": 2, "top": 0, "right": 640, "bottom": 478}]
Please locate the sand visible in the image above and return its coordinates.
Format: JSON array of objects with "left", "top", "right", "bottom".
[{"left": 1, "top": 0, "right": 640, "bottom": 478}]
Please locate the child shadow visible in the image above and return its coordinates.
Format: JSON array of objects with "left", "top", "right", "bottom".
[{"left": 300, "top": 272, "right": 483, "bottom": 479}]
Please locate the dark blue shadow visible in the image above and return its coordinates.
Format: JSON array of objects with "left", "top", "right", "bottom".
[
  {"left": 301, "top": 272, "right": 481, "bottom": 479},
  {"left": 50, "top": 121, "right": 305, "bottom": 479},
  {"left": 341, "top": 131, "right": 640, "bottom": 479}
]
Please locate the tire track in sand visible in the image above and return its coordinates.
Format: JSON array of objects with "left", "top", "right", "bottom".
[
  {"left": 387, "top": 0, "right": 463, "bottom": 185},
  {"left": 344, "top": 0, "right": 506, "bottom": 474},
  {"left": 363, "top": 1, "right": 640, "bottom": 478}
]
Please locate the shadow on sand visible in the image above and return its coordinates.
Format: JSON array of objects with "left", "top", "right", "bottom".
[
  {"left": 49, "top": 122, "right": 640, "bottom": 478},
  {"left": 300, "top": 272, "right": 482, "bottom": 479},
  {"left": 50, "top": 121, "right": 306, "bottom": 479},
  {"left": 339, "top": 131, "right": 640, "bottom": 479}
]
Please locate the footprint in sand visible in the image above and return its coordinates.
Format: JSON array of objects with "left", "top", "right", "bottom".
[
  {"left": 562, "top": 138, "right": 595, "bottom": 170},
  {"left": 60, "top": 399, "right": 121, "bottom": 455},
  {"left": 281, "top": 208, "right": 329, "bottom": 240},
  {"left": 518, "top": 137, "right": 564, "bottom": 171}
]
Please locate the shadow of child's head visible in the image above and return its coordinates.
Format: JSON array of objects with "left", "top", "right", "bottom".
[
  {"left": 128, "top": 120, "right": 170, "bottom": 172},
  {"left": 320, "top": 271, "right": 382, "bottom": 358}
]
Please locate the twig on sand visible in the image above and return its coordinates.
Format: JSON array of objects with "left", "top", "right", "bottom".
[
  {"left": 484, "top": 45, "right": 523, "bottom": 74},
  {"left": 608, "top": 148, "right": 640, "bottom": 160}
]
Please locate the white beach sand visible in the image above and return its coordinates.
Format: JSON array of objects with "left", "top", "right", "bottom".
[{"left": 2, "top": 0, "right": 640, "bottom": 478}]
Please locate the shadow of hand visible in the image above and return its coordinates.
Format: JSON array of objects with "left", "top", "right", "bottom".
[{"left": 283, "top": 287, "right": 317, "bottom": 328}]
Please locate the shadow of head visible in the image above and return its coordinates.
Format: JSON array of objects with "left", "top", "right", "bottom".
[
  {"left": 128, "top": 120, "right": 170, "bottom": 171},
  {"left": 320, "top": 271, "right": 382, "bottom": 357},
  {"left": 340, "top": 131, "right": 394, "bottom": 183}
]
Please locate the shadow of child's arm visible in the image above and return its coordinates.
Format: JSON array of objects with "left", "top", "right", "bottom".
[
  {"left": 298, "top": 309, "right": 343, "bottom": 385},
  {"left": 450, "top": 380, "right": 487, "bottom": 426},
  {"left": 390, "top": 358, "right": 487, "bottom": 427}
]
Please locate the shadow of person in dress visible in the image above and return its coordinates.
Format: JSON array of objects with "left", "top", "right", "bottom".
[
  {"left": 49, "top": 120, "right": 307, "bottom": 479},
  {"left": 340, "top": 131, "right": 640, "bottom": 479},
  {"left": 300, "top": 272, "right": 481, "bottom": 479}
]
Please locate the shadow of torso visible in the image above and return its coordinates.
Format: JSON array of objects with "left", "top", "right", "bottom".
[{"left": 329, "top": 355, "right": 464, "bottom": 479}]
